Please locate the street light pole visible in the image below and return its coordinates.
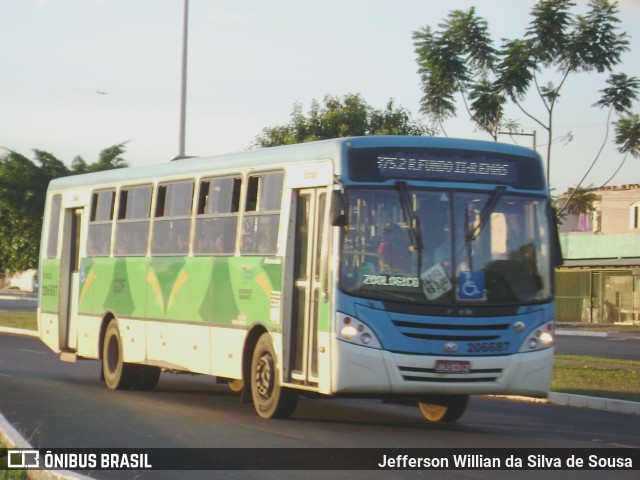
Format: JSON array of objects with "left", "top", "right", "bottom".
[{"left": 178, "top": 0, "right": 189, "bottom": 158}]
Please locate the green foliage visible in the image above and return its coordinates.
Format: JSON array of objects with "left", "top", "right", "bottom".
[
  {"left": 615, "top": 114, "right": 640, "bottom": 157},
  {"left": 553, "top": 355, "right": 640, "bottom": 402},
  {"left": 0, "top": 143, "right": 129, "bottom": 273},
  {"left": 563, "top": 187, "right": 598, "bottom": 215},
  {"left": 593, "top": 73, "right": 639, "bottom": 114},
  {"left": 0, "top": 310, "right": 37, "bottom": 330},
  {"left": 253, "top": 94, "right": 433, "bottom": 148},
  {"left": 413, "top": 0, "right": 633, "bottom": 184}
]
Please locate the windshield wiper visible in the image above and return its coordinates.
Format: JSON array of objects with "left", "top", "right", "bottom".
[
  {"left": 395, "top": 181, "right": 423, "bottom": 252},
  {"left": 466, "top": 186, "right": 506, "bottom": 242},
  {"left": 463, "top": 186, "right": 506, "bottom": 272}
]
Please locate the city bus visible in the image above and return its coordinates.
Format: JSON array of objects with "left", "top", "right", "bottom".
[{"left": 37, "top": 136, "right": 562, "bottom": 422}]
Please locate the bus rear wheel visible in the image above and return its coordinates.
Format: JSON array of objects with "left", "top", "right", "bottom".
[
  {"left": 102, "top": 320, "right": 160, "bottom": 391},
  {"left": 250, "top": 333, "right": 298, "bottom": 419},
  {"left": 418, "top": 395, "right": 469, "bottom": 423}
]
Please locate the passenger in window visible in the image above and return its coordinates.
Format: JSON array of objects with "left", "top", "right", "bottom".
[
  {"left": 176, "top": 230, "right": 189, "bottom": 253},
  {"left": 211, "top": 233, "right": 225, "bottom": 253},
  {"left": 377, "top": 224, "right": 413, "bottom": 273},
  {"left": 119, "top": 230, "right": 132, "bottom": 254},
  {"left": 256, "top": 229, "right": 274, "bottom": 254}
]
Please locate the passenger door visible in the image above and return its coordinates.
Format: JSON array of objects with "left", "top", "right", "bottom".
[
  {"left": 290, "top": 188, "right": 327, "bottom": 386},
  {"left": 59, "top": 208, "right": 84, "bottom": 351}
]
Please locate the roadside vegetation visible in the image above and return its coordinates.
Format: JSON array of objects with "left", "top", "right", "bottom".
[
  {"left": 0, "top": 443, "right": 29, "bottom": 479},
  {"left": 0, "top": 311, "right": 36, "bottom": 331},
  {"left": 553, "top": 355, "right": 640, "bottom": 402},
  {"left": 1, "top": 310, "right": 638, "bottom": 404}
]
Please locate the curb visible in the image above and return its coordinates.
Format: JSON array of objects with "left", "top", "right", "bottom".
[
  {"left": 556, "top": 330, "right": 610, "bottom": 338},
  {"left": 556, "top": 327, "right": 640, "bottom": 339},
  {"left": 493, "top": 393, "right": 640, "bottom": 416},
  {"left": 0, "top": 326, "right": 39, "bottom": 337},
  {"left": 547, "top": 392, "right": 640, "bottom": 415},
  {"left": 0, "top": 292, "right": 37, "bottom": 302},
  {"left": 0, "top": 411, "right": 92, "bottom": 480}
]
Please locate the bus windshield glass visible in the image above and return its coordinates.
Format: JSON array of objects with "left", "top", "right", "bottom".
[{"left": 339, "top": 187, "right": 552, "bottom": 305}]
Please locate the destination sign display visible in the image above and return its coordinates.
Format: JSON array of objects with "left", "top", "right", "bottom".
[
  {"left": 376, "top": 154, "right": 516, "bottom": 183},
  {"left": 348, "top": 147, "right": 543, "bottom": 190}
]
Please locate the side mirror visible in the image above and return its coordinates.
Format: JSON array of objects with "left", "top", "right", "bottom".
[
  {"left": 330, "top": 190, "right": 347, "bottom": 227},
  {"left": 549, "top": 206, "right": 564, "bottom": 267}
]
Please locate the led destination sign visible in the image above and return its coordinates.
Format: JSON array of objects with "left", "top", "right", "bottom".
[
  {"left": 348, "top": 147, "right": 543, "bottom": 190},
  {"left": 376, "top": 155, "right": 516, "bottom": 183}
]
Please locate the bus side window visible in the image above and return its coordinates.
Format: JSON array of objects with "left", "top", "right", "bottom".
[
  {"left": 151, "top": 181, "right": 194, "bottom": 255},
  {"left": 46, "top": 194, "right": 62, "bottom": 258},
  {"left": 240, "top": 172, "right": 283, "bottom": 255},
  {"left": 87, "top": 190, "right": 115, "bottom": 257},
  {"left": 114, "top": 185, "right": 152, "bottom": 256},
  {"left": 194, "top": 176, "right": 241, "bottom": 255}
]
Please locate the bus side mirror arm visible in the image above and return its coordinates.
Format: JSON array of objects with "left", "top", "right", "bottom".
[
  {"left": 549, "top": 206, "right": 564, "bottom": 268},
  {"left": 330, "top": 190, "right": 347, "bottom": 227}
]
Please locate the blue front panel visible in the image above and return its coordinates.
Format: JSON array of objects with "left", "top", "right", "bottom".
[{"left": 336, "top": 295, "right": 554, "bottom": 357}]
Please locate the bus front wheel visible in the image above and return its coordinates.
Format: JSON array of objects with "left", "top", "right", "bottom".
[
  {"left": 250, "top": 333, "right": 298, "bottom": 419},
  {"left": 418, "top": 395, "right": 469, "bottom": 423}
]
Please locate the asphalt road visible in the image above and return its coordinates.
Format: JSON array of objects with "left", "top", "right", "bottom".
[
  {"left": 555, "top": 334, "right": 640, "bottom": 361},
  {"left": 0, "top": 293, "right": 38, "bottom": 312},
  {"left": 1, "top": 333, "right": 639, "bottom": 480}
]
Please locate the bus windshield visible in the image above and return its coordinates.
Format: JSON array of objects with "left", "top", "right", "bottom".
[{"left": 340, "top": 187, "right": 553, "bottom": 305}]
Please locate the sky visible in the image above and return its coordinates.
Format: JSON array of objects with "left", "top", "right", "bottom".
[{"left": 1, "top": 0, "right": 639, "bottom": 195}]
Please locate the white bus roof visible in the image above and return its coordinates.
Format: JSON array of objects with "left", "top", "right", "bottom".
[{"left": 46, "top": 136, "right": 539, "bottom": 192}]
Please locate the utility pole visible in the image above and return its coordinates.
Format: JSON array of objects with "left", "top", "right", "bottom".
[
  {"left": 497, "top": 130, "right": 537, "bottom": 152},
  {"left": 178, "top": 0, "right": 189, "bottom": 159},
  {"left": 498, "top": 130, "right": 545, "bottom": 181}
]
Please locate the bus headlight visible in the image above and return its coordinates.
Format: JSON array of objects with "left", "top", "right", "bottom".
[
  {"left": 519, "top": 321, "right": 555, "bottom": 352},
  {"left": 337, "top": 313, "right": 382, "bottom": 349}
]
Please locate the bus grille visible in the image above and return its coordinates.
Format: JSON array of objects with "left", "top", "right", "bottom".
[
  {"left": 398, "top": 366, "right": 502, "bottom": 383},
  {"left": 391, "top": 319, "right": 510, "bottom": 341}
]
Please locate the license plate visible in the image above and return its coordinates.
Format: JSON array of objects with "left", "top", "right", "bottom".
[{"left": 435, "top": 360, "right": 470, "bottom": 374}]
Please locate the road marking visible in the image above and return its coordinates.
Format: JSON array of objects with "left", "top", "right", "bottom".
[{"left": 19, "top": 349, "right": 47, "bottom": 355}]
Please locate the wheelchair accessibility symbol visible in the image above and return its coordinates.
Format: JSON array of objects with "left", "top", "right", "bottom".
[{"left": 457, "top": 271, "right": 486, "bottom": 301}]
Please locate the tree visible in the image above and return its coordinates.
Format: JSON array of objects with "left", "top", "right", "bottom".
[
  {"left": 413, "top": 0, "right": 631, "bottom": 184},
  {"left": 556, "top": 75, "right": 638, "bottom": 216},
  {"left": 92, "top": 142, "right": 129, "bottom": 172},
  {"left": 69, "top": 142, "right": 129, "bottom": 174},
  {"left": 0, "top": 144, "right": 130, "bottom": 273},
  {"left": 253, "top": 94, "right": 433, "bottom": 148},
  {"left": 0, "top": 151, "right": 49, "bottom": 273},
  {"left": 615, "top": 114, "right": 640, "bottom": 157},
  {"left": 602, "top": 113, "right": 640, "bottom": 183}
]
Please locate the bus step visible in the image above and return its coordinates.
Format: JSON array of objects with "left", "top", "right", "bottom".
[{"left": 59, "top": 352, "right": 77, "bottom": 363}]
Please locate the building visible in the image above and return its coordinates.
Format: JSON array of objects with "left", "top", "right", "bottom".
[{"left": 556, "top": 184, "right": 640, "bottom": 324}]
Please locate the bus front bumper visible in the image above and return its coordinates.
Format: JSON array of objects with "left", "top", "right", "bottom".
[{"left": 331, "top": 339, "right": 553, "bottom": 398}]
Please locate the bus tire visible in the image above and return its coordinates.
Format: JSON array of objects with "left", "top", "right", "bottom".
[
  {"left": 135, "top": 365, "right": 161, "bottom": 391},
  {"left": 102, "top": 320, "right": 140, "bottom": 390},
  {"left": 418, "top": 395, "right": 469, "bottom": 423},
  {"left": 250, "top": 333, "right": 298, "bottom": 419},
  {"left": 227, "top": 379, "right": 245, "bottom": 393}
]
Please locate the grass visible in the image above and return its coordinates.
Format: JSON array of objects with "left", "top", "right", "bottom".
[
  {"left": 553, "top": 355, "right": 640, "bottom": 402},
  {"left": 0, "top": 311, "right": 36, "bottom": 331},
  {"left": 1, "top": 311, "right": 638, "bottom": 403},
  {"left": 0, "top": 442, "right": 29, "bottom": 480}
]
